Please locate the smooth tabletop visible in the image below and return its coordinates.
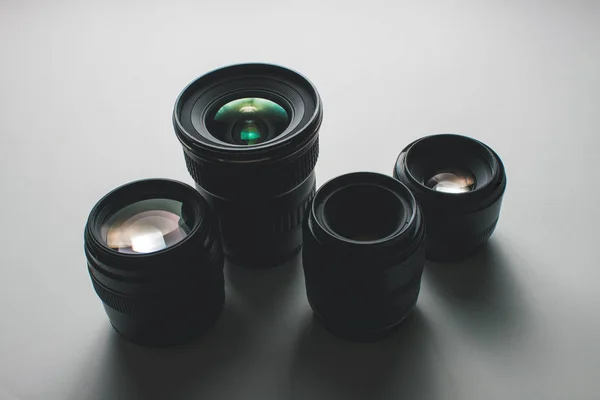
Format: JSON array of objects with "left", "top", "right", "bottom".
[{"left": 1, "top": 1, "right": 599, "bottom": 399}]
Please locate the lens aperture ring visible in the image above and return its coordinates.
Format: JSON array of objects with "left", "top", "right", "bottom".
[
  {"left": 303, "top": 232, "right": 425, "bottom": 303},
  {"left": 218, "top": 179, "right": 316, "bottom": 266},
  {"left": 272, "top": 184, "right": 316, "bottom": 233},
  {"left": 304, "top": 260, "right": 424, "bottom": 338},
  {"left": 89, "top": 265, "right": 224, "bottom": 317},
  {"left": 87, "top": 226, "right": 224, "bottom": 316},
  {"left": 185, "top": 139, "right": 319, "bottom": 197}
]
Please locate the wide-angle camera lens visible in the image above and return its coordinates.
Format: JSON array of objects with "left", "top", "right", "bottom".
[
  {"left": 84, "top": 179, "right": 224, "bottom": 346},
  {"left": 173, "top": 63, "right": 322, "bottom": 268},
  {"left": 394, "top": 134, "right": 507, "bottom": 262},
  {"left": 302, "top": 172, "right": 426, "bottom": 341}
]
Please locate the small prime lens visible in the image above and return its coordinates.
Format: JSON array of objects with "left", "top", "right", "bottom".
[
  {"left": 84, "top": 179, "right": 224, "bottom": 346},
  {"left": 302, "top": 172, "right": 426, "bottom": 341},
  {"left": 394, "top": 134, "right": 507, "bottom": 262},
  {"left": 173, "top": 64, "right": 322, "bottom": 268}
]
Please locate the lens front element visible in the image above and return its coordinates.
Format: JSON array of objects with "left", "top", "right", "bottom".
[
  {"left": 103, "top": 199, "right": 193, "bottom": 254},
  {"left": 426, "top": 168, "right": 476, "bottom": 194},
  {"left": 210, "top": 97, "right": 289, "bottom": 145}
]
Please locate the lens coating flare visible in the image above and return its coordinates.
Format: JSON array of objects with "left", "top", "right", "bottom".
[
  {"left": 426, "top": 169, "right": 476, "bottom": 194},
  {"left": 239, "top": 121, "right": 262, "bottom": 145},
  {"left": 212, "top": 98, "right": 289, "bottom": 145},
  {"left": 102, "top": 199, "right": 192, "bottom": 254}
]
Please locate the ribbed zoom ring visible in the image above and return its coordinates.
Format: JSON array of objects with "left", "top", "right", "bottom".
[
  {"left": 89, "top": 237, "right": 225, "bottom": 316},
  {"left": 269, "top": 183, "right": 316, "bottom": 233},
  {"left": 306, "top": 274, "right": 422, "bottom": 329},
  {"left": 220, "top": 181, "right": 315, "bottom": 236},
  {"left": 219, "top": 182, "right": 316, "bottom": 265},
  {"left": 90, "top": 268, "right": 224, "bottom": 317},
  {"left": 185, "top": 139, "right": 319, "bottom": 196}
]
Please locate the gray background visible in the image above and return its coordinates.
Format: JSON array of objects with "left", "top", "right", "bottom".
[{"left": 1, "top": 0, "right": 599, "bottom": 399}]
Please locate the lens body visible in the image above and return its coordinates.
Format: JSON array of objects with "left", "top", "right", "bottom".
[
  {"left": 394, "top": 134, "right": 507, "bottom": 262},
  {"left": 84, "top": 179, "right": 224, "bottom": 346},
  {"left": 173, "top": 64, "right": 322, "bottom": 268},
  {"left": 302, "top": 172, "right": 426, "bottom": 341}
]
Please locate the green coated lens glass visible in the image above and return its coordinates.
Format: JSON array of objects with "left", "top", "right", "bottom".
[
  {"left": 239, "top": 121, "right": 262, "bottom": 145},
  {"left": 210, "top": 97, "right": 289, "bottom": 145}
]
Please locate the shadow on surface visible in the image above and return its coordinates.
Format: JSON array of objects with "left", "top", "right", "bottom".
[
  {"left": 83, "top": 300, "right": 251, "bottom": 400},
  {"left": 78, "top": 255, "right": 306, "bottom": 400},
  {"left": 424, "top": 241, "right": 527, "bottom": 348},
  {"left": 225, "top": 252, "right": 304, "bottom": 314},
  {"left": 290, "top": 309, "right": 440, "bottom": 400}
]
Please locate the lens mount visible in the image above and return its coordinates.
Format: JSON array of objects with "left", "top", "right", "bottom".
[
  {"left": 303, "top": 172, "right": 426, "bottom": 341},
  {"left": 84, "top": 179, "right": 224, "bottom": 346},
  {"left": 394, "top": 134, "right": 507, "bottom": 261}
]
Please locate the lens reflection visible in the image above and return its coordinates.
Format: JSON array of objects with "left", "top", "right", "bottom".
[
  {"left": 103, "top": 199, "right": 192, "bottom": 254},
  {"left": 211, "top": 97, "right": 289, "bottom": 145},
  {"left": 426, "top": 169, "right": 476, "bottom": 194}
]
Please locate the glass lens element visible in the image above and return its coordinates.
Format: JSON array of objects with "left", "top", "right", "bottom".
[
  {"left": 102, "top": 199, "right": 193, "bottom": 254},
  {"left": 426, "top": 169, "right": 476, "bottom": 194},
  {"left": 211, "top": 97, "right": 289, "bottom": 145},
  {"left": 238, "top": 120, "right": 262, "bottom": 145}
]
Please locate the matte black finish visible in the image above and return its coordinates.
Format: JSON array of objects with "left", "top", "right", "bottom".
[
  {"left": 394, "top": 134, "right": 507, "bottom": 262},
  {"left": 302, "top": 172, "right": 426, "bottom": 341},
  {"left": 84, "top": 179, "right": 224, "bottom": 347},
  {"left": 173, "top": 63, "right": 322, "bottom": 268}
]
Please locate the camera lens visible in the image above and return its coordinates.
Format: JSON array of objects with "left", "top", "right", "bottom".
[
  {"left": 173, "top": 64, "right": 322, "bottom": 268},
  {"left": 302, "top": 172, "right": 426, "bottom": 341},
  {"left": 394, "top": 134, "right": 507, "bottom": 262},
  {"left": 84, "top": 179, "right": 224, "bottom": 346}
]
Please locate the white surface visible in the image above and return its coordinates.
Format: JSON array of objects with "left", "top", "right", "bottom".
[{"left": 1, "top": 1, "right": 599, "bottom": 399}]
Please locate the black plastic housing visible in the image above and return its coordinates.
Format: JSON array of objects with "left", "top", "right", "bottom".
[
  {"left": 84, "top": 179, "right": 224, "bottom": 347},
  {"left": 394, "top": 134, "right": 507, "bottom": 262},
  {"left": 302, "top": 172, "right": 427, "bottom": 341},
  {"left": 173, "top": 63, "right": 323, "bottom": 268}
]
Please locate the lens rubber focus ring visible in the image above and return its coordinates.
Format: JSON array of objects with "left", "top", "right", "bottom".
[
  {"left": 89, "top": 273, "right": 220, "bottom": 316},
  {"left": 271, "top": 184, "right": 316, "bottom": 233},
  {"left": 184, "top": 139, "right": 319, "bottom": 196},
  {"left": 220, "top": 180, "right": 316, "bottom": 267},
  {"left": 89, "top": 234, "right": 224, "bottom": 316}
]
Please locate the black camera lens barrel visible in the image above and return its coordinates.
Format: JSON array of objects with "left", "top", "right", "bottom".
[
  {"left": 196, "top": 168, "right": 317, "bottom": 267},
  {"left": 173, "top": 63, "right": 322, "bottom": 268},
  {"left": 302, "top": 172, "right": 427, "bottom": 341},
  {"left": 84, "top": 179, "right": 224, "bottom": 347},
  {"left": 394, "top": 134, "right": 507, "bottom": 262}
]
